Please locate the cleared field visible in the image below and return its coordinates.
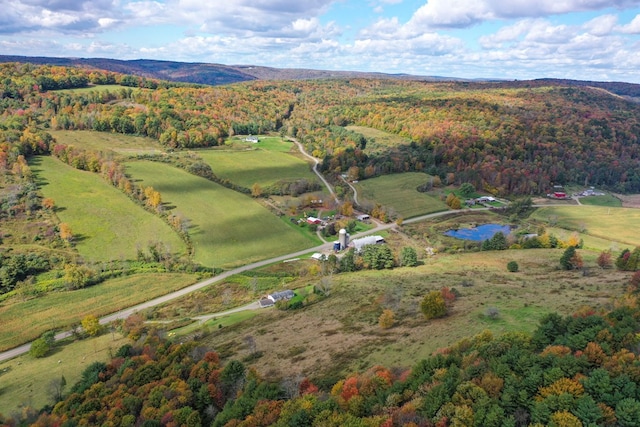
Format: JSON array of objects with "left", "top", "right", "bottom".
[
  {"left": 531, "top": 205, "right": 640, "bottom": 248},
  {"left": 50, "top": 130, "right": 165, "bottom": 155},
  {"left": 0, "top": 273, "right": 198, "bottom": 351},
  {"left": 578, "top": 194, "right": 622, "bottom": 207},
  {"left": 125, "top": 161, "right": 317, "bottom": 268},
  {"left": 201, "top": 247, "right": 630, "bottom": 381},
  {"left": 198, "top": 144, "right": 319, "bottom": 189},
  {"left": 0, "top": 333, "right": 129, "bottom": 415},
  {"left": 54, "top": 84, "right": 126, "bottom": 93},
  {"left": 31, "top": 156, "right": 185, "bottom": 262},
  {"left": 354, "top": 172, "right": 448, "bottom": 218},
  {"left": 222, "top": 135, "right": 295, "bottom": 152},
  {"left": 346, "top": 125, "right": 412, "bottom": 153}
]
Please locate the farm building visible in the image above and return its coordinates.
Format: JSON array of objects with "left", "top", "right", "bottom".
[
  {"left": 350, "top": 235, "right": 385, "bottom": 252},
  {"left": 268, "top": 290, "right": 295, "bottom": 302},
  {"left": 357, "top": 214, "right": 371, "bottom": 222},
  {"left": 306, "top": 216, "right": 322, "bottom": 225},
  {"left": 245, "top": 135, "right": 259, "bottom": 143},
  {"left": 477, "top": 196, "right": 496, "bottom": 203}
]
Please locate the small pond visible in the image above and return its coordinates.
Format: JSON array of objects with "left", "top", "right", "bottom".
[{"left": 444, "top": 223, "right": 511, "bottom": 241}]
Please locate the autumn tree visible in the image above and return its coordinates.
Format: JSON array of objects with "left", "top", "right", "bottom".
[
  {"left": 81, "top": 314, "right": 102, "bottom": 337},
  {"left": 379, "top": 309, "right": 395, "bottom": 329},
  {"left": 58, "top": 222, "right": 73, "bottom": 241},
  {"left": 251, "top": 182, "right": 263, "bottom": 197},
  {"left": 42, "top": 197, "right": 55, "bottom": 210},
  {"left": 421, "top": 290, "right": 447, "bottom": 320},
  {"left": 560, "top": 246, "right": 582, "bottom": 270},
  {"left": 597, "top": 250, "right": 613, "bottom": 269}
]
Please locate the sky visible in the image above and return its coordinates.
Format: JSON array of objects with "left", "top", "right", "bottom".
[{"left": 1, "top": 0, "right": 640, "bottom": 82}]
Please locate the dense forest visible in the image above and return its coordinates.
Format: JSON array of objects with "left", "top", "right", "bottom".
[
  {"left": 3, "top": 299, "right": 640, "bottom": 426},
  {"left": 1, "top": 62, "right": 640, "bottom": 197}
]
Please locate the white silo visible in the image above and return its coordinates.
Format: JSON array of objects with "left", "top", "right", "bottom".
[{"left": 339, "top": 228, "right": 349, "bottom": 250}]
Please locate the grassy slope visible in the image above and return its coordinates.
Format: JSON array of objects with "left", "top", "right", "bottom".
[
  {"left": 198, "top": 142, "right": 320, "bottom": 189},
  {"left": 531, "top": 205, "right": 640, "bottom": 248},
  {"left": 346, "top": 125, "right": 413, "bottom": 153},
  {"left": 0, "top": 273, "right": 198, "bottom": 351},
  {"left": 202, "top": 247, "right": 630, "bottom": 381},
  {"left": 0, "top": 333, "right": 129, "bottom": 415},
  {"left": 355, "top": 172, "right": 448, "bottom": 218},
  {"left": 31, "top": 156, "right": 185, "bottom": 262},
  {"left": 125, "top": 160, "right": 317, "bottom": 268},
  {"left": 49, "top": 130, "right": 165, "bottom": 155}
]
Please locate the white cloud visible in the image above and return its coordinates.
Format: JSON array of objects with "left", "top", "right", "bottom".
[
  {"left": 583, "top": 14, "right": 618, "bottom": 36},
  {"left": 617, "top": 13, "right": 640, "bottom": 33},
  {"left": 407, "top": 0, "right": 640, "bottom": 29}
]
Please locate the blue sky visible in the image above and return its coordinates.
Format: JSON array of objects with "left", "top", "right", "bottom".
[{"left": 1, "top": 0, "right": 640, "bottom": 82}]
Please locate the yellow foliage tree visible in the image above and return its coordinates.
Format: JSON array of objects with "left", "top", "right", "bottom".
[
  {"left": 379, "top": 309, "right": 395, "bottom": 329},
  {"left": 81, "top": 314, "right": 102, "bottom": 337},
  {"left": 59, "top": 223, "right": 73, "bottom": 241},
  {"left": 549, "top": 410, "right": 582, "bottom": 427},
  {"left": 538, "top": 377, "right": 584, "bottom": 399}
]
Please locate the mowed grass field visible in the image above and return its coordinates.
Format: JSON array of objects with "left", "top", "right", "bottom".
[
  {"left": 125, "top": 161, "right": 317, "bottom": 268},
  {"left": 0, "top": 273, "right": 198, "bottom": 351},
  {"left": 346, "top": 125, "right": 412, "bottom": 153},
  {"left": 31, "top": 156, "right": 186, "bottom": 262},
  {"left": 50, "top": 130, "right": 165, "bottom": 156},
  {"left": 355, "top": 172, "right": 448, "bottom": 218},
  {"left": 198, "top": 141, "right": 320, "bottom": 189},
  {"left": 0, "top": 333, "right": 129, "bottom": 415},
  {"left": 531, "top": 205, "right": 640, "bottom": 248}
]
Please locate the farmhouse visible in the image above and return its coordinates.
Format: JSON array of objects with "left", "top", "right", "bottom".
[
  {"left": 350, "top": 235, "right": 385, "bottom": 252},
  {"left": 268, "top": 290, "right": 295, "bottom": 302}
]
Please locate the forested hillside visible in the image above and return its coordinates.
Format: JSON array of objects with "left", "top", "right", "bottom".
[{"left": 2, "top": 62, "right": 640, "bottom": 196}]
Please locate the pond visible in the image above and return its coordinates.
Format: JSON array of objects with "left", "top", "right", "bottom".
[{"left": 444, "top": 223, "right": 512, "bottom": 241}]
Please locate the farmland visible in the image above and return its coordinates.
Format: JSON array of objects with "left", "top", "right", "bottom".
[
  {"left": 31, "top": 156, "right": 186, "bottom": 262},
  {"left": 0, "top": 272, "right": 198, "bottom": 351},
  {"left": 197, "top": 140, "right": 320, "bottom": 190},
  {"left": 125, "top": 160, "right": 318, "bottom": 268},
  {"left": 531, "top": 205, "right": 640, "bottom": 248},
  {"left": 49, "top": 130, "right": 165, "bottom": 156},
  {"left": 354, "top": 172, "right": 448, "bottom": 218}
]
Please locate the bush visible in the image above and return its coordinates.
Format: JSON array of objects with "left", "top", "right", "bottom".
[
  {"left": 29, "top": 337, "right": 50, "bottom": 358},
  {"left": 420, "top": 291, "right": 447, "bottom": 320},
  {"left": 507, "top": 261, "right": 519, "bottom": 272},
  {"left": 379, "top": 309, "right": 395, "bottom": 329}
]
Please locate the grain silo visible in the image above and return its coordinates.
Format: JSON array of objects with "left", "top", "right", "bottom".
[{"left": 339, "top": 228, "right": 349, "bottom": 250}]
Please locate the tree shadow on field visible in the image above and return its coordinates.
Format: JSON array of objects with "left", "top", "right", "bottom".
[{"left": 72, "top": 233, "right": 88, "bottom": 243}]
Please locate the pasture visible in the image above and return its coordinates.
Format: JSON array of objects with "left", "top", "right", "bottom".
[
  {"left": 0, "top": 273, "right": 198, "bottom": 351},
  {"left": 54, "top": 84, "right": 127, "bottom": 94},
  {"left": 197, "top": 143, "right": 320, "bottom": 189},
  {"left": 49, "top": 130, "right": 165, "bottom": 156},
  {"left": 531, "top": 205, "right": 640, "bottom": 248},
  {"left": 578, "top": 194, "right": 622, "bottom": 207},
  {"left": 31, "top": 156, "right": 186, "bottom": 262},
  {"left": 200, "top": 246, "right": 631, "bottom": 381},
  {"left": 354, "top": 172, "right": 448, "bottom": 218},
  {"left": 125, "top": 161, "right": 318, "bottom": 268}
]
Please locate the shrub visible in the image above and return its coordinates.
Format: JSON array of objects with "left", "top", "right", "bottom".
[
  {"left": 507, "top": 261, "right": 519, "bottom": 272},
  {"left": 29, "top": 337, "right": 50, "bottom": 358},
  {"left": 597, "top": 250, "right": 613, "bottom": 269},
  {"left": 379, "top": 309, "right": 395, "bottom": 329},
  {"left": 421, "top": 291, "right": 447, "bottom": 320}
]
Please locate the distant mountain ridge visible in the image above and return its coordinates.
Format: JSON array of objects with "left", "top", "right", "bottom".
[{"left": 1, "top": 55, "right": 639, "bottom": 100}]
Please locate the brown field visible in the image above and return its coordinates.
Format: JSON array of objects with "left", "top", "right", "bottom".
[{"left": 613, "top": 193, "right": 640, "bottom": 208}]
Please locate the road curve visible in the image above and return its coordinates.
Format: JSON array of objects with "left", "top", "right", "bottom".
[{"left": 288, "top": 137, "right": 339, "bottom": 204}]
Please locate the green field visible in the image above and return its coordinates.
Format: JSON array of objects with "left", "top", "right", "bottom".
[
  {"left": 0, "top": 333, "right": 129, "bottom": 415},
  {"left": 354, "top": 172, "right": 448, "bottom": 218},
  {"left": 197, "top": 143, "right": 319, "bottom": 189},
  {"left": 531, "top": 205, "right": 640, "bottom": 248},
  {"left": 125, "top": 160, "right": 318, "bottom": 268},
  {"left": 31, "top": 156, "right": 186, "bottom": 262},
  {"left": 54, "top": 84, "right": 136, "bottom": 94},
  {"left": 222, "top": 135, "right": 295, "bottom": 152},
  {"left": 50, "top": 130, "right": 165, "bottom": 156},
  {"left": 578, "top": 194, "right": 622, "bottom": 207},
  {"left": 0, "top": 273, "right": 198, "bottom": 351},
  {"left": 346, "top": 125, "right": 412, "bottom": 153}
]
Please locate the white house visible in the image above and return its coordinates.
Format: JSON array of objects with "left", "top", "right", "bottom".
[{"left": 245, "top": 135, "right": 259, "bottom": 143}]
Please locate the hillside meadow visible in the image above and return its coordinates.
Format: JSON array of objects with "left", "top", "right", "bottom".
[
  {"left": 354, "top": 172, "right": 448, "bottom": 218},
  {"left": 31, "top": 156, "right": 186, "bottom": 262},
  {"left": 531, "top": 205, "right": 640, "bottom": 248},
  {"left": 197, "top": 140, "right": 320, "bottom": 190},
  {"left": 0, "top": 272, "right": 198, "bottom": 351},
  {"left": 124, "top": 160, "right": 318, "bottom": 268},
  {"left": 49, "top": 130, "right": 165, "bottom": 156}
]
